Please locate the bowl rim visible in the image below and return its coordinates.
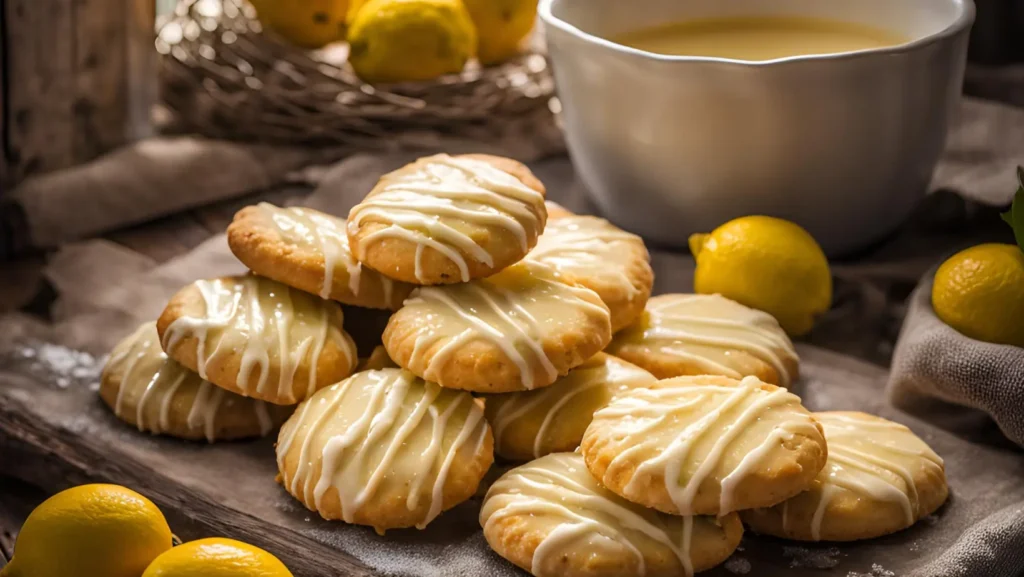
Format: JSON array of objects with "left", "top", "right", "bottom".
[{"left": 538, "top": 0, "right": 976, "bottom": 66}]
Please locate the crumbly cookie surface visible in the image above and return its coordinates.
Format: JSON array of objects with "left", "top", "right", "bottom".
[
  {"left": 607, "top": 294, "right": 799, "bottom": 388},
  {"left": 480, "top": 453, "right": 744, "bottom": 577},
  {"left": 485, "top": 353, "right": 655, "bottom": 461},
  {"left": 276, "top": 369, "right": 493, "bottom": 533},
  {"left": 157, "top": 275, "right": 358, "bottom": 405},
  {"left": 582, "top": 375, "right": 827, "bottom": 516},
  {"left": 741, "top": 411, "right": 948, "bottom": 541},
  {"left": 347, "top": 153, "right": 547, "bottom": 285},
  {"left": 100, "top": 322, "right": 292, "bottom": 442},
  {"left": 383, "top": 260, "right": 612, "bottom": 393},
  {"left": 227, "top": 203, "right": 413, "bottom": 309}
]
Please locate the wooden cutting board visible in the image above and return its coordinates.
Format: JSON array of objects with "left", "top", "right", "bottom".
[{"left": 1, "top": 326, "right": 1022, "bottom": 577}]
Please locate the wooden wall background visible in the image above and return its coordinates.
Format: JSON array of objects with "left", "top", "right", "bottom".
[{"left": 0, "top": 0, "right": 156, "bottom": 192}]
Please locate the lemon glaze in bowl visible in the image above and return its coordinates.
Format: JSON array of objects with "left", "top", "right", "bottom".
[{"left": 540, "top": 0, "right": 974, "bottom": 256}]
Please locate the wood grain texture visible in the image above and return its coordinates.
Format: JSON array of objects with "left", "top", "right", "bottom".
[{"left": 1, "top": 327, "right": 1023, "bottom": 577}]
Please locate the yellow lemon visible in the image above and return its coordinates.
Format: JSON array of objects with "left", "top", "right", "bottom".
[
  {"left": 2, "top": 484, "right": 172, "bottom": 577},
  {"left": 461, "top": 0, "right": 537, "bottom": 64},
  {"left": 932, "top": 243, "right": 1024, "bottom": 348},
  {"left": 252, "top": 0, "right": 349, "bottom": 49},
  {"left": 690, "top": 216, "right": 832, "bottom": 337},
  {"left": 348, "top": 0, "right": 478, "bottom": 83},
  {"left": 346, "top": 0, "right": 369, "bottom": 22},
  {"left": 142, "top": 538, "right": 293, "bottom": 577}
]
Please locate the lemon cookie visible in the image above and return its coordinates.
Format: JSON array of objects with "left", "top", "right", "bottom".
[
  {"left": 742, "top": 411, "right": 948, "bottom": 541},
  {"left": 357, "top": 345, "right": 399, "bottom": 371},
  {"left": 100, "top": 322, "right": 292, "bottom": 442},
  {"left": 481, "top": 453, "right": 744, "bottom": 577},
  {"left": 276, "top": 368, "right": 493, "bottom": 533},
  {"left": 485, "top": 353, "right": 655, "bottom": 461},
  {"left": 157, "top": 275, "right": 358, "bottom": 405},
  {"left": 607, "top": 294, "right": 800, "bottom": 388},
  {"left": 383, "top": 260, "right": 612, "bottom": 393},
  {"left": 527, "top": 211, "right": 653, "bottom": 332},
  {"left": 227, "top": 203, "right": 413, "bottom": 310},
  {"left": 582, "top": 375, "right": 827, "bottom": 516},
  {"left": 347, "top": 153, "right": 547, "bottom": 285}
]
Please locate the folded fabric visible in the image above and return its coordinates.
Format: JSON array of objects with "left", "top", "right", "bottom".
[{"left": 889, "top": 269, "right": 1024, "bottom": 447}]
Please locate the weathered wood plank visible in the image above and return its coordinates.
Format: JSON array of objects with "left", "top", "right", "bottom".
[{"left": 73, "top": 0, "right": 129, "bottom": 163}]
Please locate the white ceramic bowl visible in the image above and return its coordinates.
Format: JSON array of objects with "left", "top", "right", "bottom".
[{"left": 540, "top": 0, "right": 975, "bottom": 256}]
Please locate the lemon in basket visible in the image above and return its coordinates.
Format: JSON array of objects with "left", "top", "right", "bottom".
[
  {"left": 1, "top": 484, "right": 173, "bottom": 577},
  {"left": 142, "top": 538, "right": 293, "bottom": 577},
  {"left": 252, "top": 0, "right": 349, "bottom": 49},
  {"left": 347, "top": 0, "right": 478, "bottom": 83},
  {"left": 461, "top": 0, "right": 538, "bottom": 64},
  {"left": 690, "top": 216, "right": 832, "bottom": 337},
  {"left": 932, "top": 243, "right": 1024, "bottom": 348}
]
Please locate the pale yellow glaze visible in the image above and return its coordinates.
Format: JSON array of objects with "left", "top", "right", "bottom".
[
  {"left": 527, "top": 214, "right": 651, "bottom": 329},
  {"left": 276, "top": 369, "right": 491, "bottom": 532},
  {"left": 609, "top": 294, "right": 799, "bottom": 387},
  {"left": 162, "top": 276, "right": 357, "bottom": 403},
  {"left": 257, "top": 202, "right": 402, "bottom": 302},
  {"left": 481, "top": 453, "right": 738, "bottom": 577},
  {"left": 589, "top": 376, "right": 822, "bottom": 515},
  {"left": 102, "top": 322, "right": 276, "bottom": 442},
  {"left": 348, "top": 154, "right": 546, "bottom": 283},
  {"left": 615, "top": 16, "right": 907, "bottom": 61},
  {"left": 486, "top": 353, "right": 655, "bottom": 460},
  {"left": 787, "top": 412, "right": 945, "bottom": 540},
  {"left": 394, "top": 260, "right": 611, "bottom": 390}
]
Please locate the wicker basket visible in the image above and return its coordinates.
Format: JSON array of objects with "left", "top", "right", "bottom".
[{"left": 156, "top": 0, "right": 561, "bottom": 151}]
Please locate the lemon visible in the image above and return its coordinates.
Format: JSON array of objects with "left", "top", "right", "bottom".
[
  {"left": 690, "top": 216, "right": 832, "bottom": 337},
  {"left": 932, "top": 243, "right": 1024, "bottom": 348},
  {"left": 461, "top": 0, "right": 537, "bottom": 64},
  {"left": 2, "top": 484, "right": 172, "bottom": 577},
  {"left": 348, "top": 0, "right": 477, "bottom": 83},
  {"left": 252, "top": 0, "right": 349, "bottom": 49},
  {"left": 346, "top": 0, "right": 369, "bottom": 22},
  {"left": 142, "top": 538, "right": 293, "bottom": 577}
]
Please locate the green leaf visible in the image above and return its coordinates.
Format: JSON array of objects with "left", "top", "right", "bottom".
[{"left": 1004, "top": 166, "right": 1024, "bottom": 253}]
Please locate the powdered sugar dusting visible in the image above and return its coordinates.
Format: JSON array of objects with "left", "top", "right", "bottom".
[
  {"left": 11, "top": 342, "right": 104, "bottom": 389},
  {"left": 725, "top": 555, "right": 752, "bottom": 574},
  {"left": 783, "top": 546, "right": 843, "bottom": 569},
  {"left": 848, "top": 563, "right": 896, "bottom": 577}
]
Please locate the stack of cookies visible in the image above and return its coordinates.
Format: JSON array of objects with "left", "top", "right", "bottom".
[{"left": 98, "top": 153, "right": 949, "bottom": 577}]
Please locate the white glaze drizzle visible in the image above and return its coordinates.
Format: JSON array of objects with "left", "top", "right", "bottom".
[
  {"left": 103, "top": 322, "right": 277, "bottom": 442},
  {"left": 400, "top": 261, "right": 610, "bottom": 390},
  {"left": 348, "top": 154, "right": 546, "bottom": 283},
  {"left": 258, "top": 203, "right": 398, "bottom": 304},
  {"left": 795, "top": 412, "right": 945, "bottom": 540},
  {"left": 527, "top": 215, "right": 647, "bottom": 299},
  {"left": 488, "top": 354, "right": 656, "bottom": 459},
  {"left": 161, "top": 276, "right": 356, "bottom": 403},
  {"left": 481, "top": 453, "right": 702, "bottom": 577},
  {"left": 276, "top": 369, "right": 489, "bottom": 531},
  {"left": 596, "top": 376, "right": 820, "bottom": 515},
  {"left": 615, "top": 294, "right": 798, "bottom": 387}
]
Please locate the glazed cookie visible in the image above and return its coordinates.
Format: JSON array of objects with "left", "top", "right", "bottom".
[
  {"left": 607, "top": 294, "right": 800, "bottom": 388},
  {"left": 543, "top": 200, "right": 576, "bottom": 220},
  {"left": 227, "top": 203, "right": 413, "bottom": 309},
  {"left": 485, "top": 353, "right": 656, "bottom": 461},
  {"left": 481, "top": 453, "right": 744, "bottom": 577},
  {"left": 383, "top": 260, "right": 613, "bottom": 393},
  {"left": 100, "top": 322, "right": 292, "bottom": 442},
  {"left": 157, "top": 275, "right": 358, "bottom": 405},
  {"left": 742, "top": 411, "right": 947, "bottom": 541},
  {"left": 347, "top": 153, "right": 547, "bottom": 285},
  {"left": 356, "top": 345, "right": 399, "bottom": 371},
  {"left": 581, "top": 375, "right": 827, "bottom": 516},
  {"left": 276, "top": 368, "right": 493, "bottom": 533},
  {"left": 526, "top": 211, "right": 653, "bottom": 332}
]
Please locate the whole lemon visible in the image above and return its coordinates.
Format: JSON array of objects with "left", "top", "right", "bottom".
[
  {"left": 461, "top": 0, "right": 537, "bottom": 64},
  {"left": 690, "top": 216, "right": 832, "bottom": 336},
  {"left": 2, "top": 484, "right": 172, "bottom": 577},
  {"left": 252, "top": 0, "right": 349, "bottom": 49},
  {"left": 932, "top": 243, "right": 1024, "bottom": 348},
  {"left": 347, "top": 0, "right": 478, "bottom": 83},
  {"left": 142, "top": 538, "right": 293, "bottom": 577},
  {"left": 346, "top": 0, "right": 369, "bottom": 22}
]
